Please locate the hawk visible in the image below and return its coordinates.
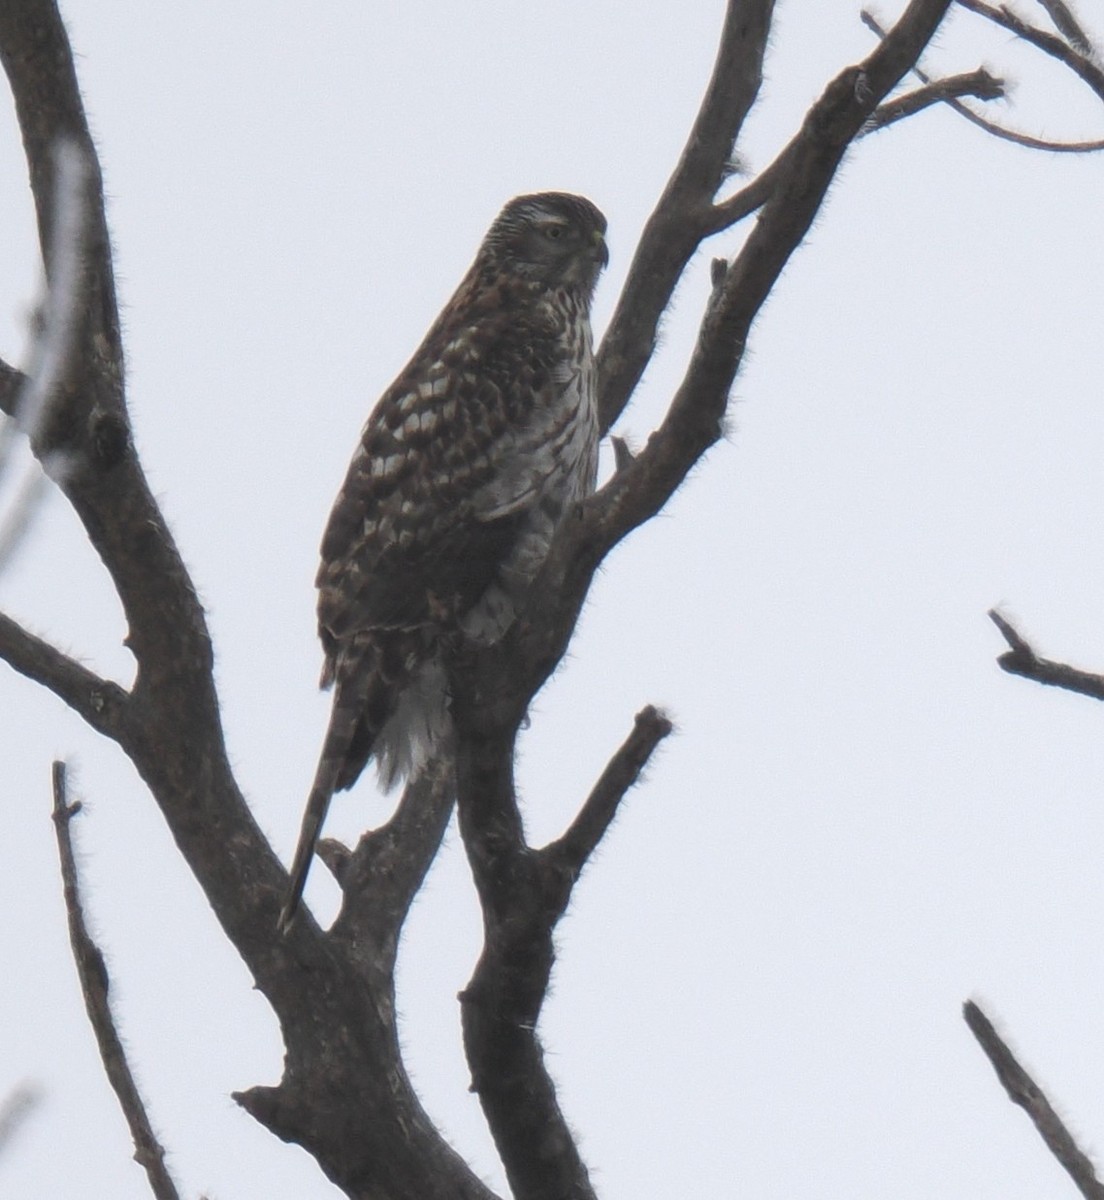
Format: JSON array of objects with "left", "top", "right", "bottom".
[{"left": 279, "top": 192, "right": 608, "bottom": 930}]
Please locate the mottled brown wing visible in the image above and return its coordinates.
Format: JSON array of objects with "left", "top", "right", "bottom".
[{"left": 316, "top": 301, "right": 567, "bottom": 650}]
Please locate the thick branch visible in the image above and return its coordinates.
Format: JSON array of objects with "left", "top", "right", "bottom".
[
  {"left": 0, "top": 0, "right": 292, "bottom": 996},
  {"left": 51, "top": 762, "right": 184, "bottom": 1200},
  {"left": 596, "top": 0, "right": 776, "bottom": 432},
  {"left": 455, "top": 744, "right": 593, "bottom": 1200},
  {"left": 0, "top": 610, "right": 129, "bottom": 737},
  {"left": 455, "top": 704, "right": 671, "bottom": 1200},
  {"left": 0, "top": 4, "right": 122, "bottom": 373},
  {"left": 2, "top": 15, "right": 506, "bottom": 1197},
  {"left": 329, "top": 754, "right": 457, "bottom": 982},
  {"left": 989, "top": 609, "right": 1104, "bottom": 700},
  {"left": 568, "top": 5, "right": 946, "bottom": 730},
  {"left": 451, "top": 16, "right": 956, "bottom": 1184},
  {"left": 964, "top": 1001, "right": 1104, "bottom": 1199},
  {"left": 448, "top": 0, "right": 959, "bottom": 790}
]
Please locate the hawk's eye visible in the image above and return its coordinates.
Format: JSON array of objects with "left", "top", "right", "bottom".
[{"left": 543, "top": 224, "right": 566, "bottom": 241}]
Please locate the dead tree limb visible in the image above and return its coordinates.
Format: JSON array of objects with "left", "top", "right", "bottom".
[
  {"left": 864, "top": 7, "right": 1104, "bottom": 152},
  {"left": 1037, "top": 0, "right": 1096, "bottom": 54},
  {"left": 957, "top": 0, "right": 1104, "bottom": 102},
  {"left": 863, "top": 69, "right": 1004, "bottom": 133},
  {"left": 447, "top": 6, "right": 962, "bottom": 1185},
  {"left": 457, "top": 707, "right": 672, "bottom": 1200},
  {"left": 51, "top": 762, "right": 184, "bottom": 1200},
  {"left": 965, "top": 1001, "right": 1104, "bottom": 1200},
  {"left": 989, "top": 610, "right": 1104, "bottom": 701}
]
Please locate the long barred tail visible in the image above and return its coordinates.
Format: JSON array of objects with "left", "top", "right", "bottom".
[
  {"left": 278, "top": 782, "right": 341, "bottom": 934},
  {"left": 278, "top": 640, "right": 383, "bottom": 932}
]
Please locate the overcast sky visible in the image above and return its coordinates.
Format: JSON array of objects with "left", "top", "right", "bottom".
[{"left": 3, "top": 2, "right": 1104, "bottom": 1197}]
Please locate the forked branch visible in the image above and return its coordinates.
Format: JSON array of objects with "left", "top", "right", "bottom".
[
  {"left": 453, "top": 12, "right": 962, "bottom": 1187},
  {"left": 989, "top": 609, "right": 1104, "bottom": 701},
  {"left": 866, "top": 2, "right": 1104, "bottom": 152},
  {"left": 957, "top": 0, "right": 1104, "bottom": 102},
  {"left": 1037, "top": 0, "right": 1095, "bottom": 54},
  {"left": 329, "top": 753, "right": 457, "bottom": 981},
  {"left": 457, "top": 707, "right": 671, "bottom": 1200}
]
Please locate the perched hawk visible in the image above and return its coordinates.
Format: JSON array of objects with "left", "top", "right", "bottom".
[{"left": 279, "top": 192, "right": 608, "bottom": 929}]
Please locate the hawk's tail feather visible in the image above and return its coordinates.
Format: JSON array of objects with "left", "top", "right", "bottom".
[
  {"left": 278, "top": 641, "right": 383, "bottom": 932},
  {"left": 278, "top": 778, "right": 340, "bottom": 934}
]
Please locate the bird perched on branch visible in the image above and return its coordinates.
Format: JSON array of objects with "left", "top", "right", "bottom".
[{"left": 279, "top": 192, "right": 608, "bottom": 930}]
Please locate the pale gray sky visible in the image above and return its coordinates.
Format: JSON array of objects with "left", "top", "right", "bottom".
[{"left": 3, "top": 2, "right": 1104, "bottom": 1197}]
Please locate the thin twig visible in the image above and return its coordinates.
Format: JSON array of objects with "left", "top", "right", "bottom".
[
  {"left": 964, "top": 1001, "right": 1104, "bottom": 1199},
  {"left": 1037, "top": 0, "right": 1095, "bottom": 54},
  {"left": 862, "top": 69, "right": 1004, "bottom": 133},
  {"left": 545, "top": 705, "right": 673, "bottom": 875},
  {"left": 710, "top": 65, "right": 1004, "bottom": 231},
  {"left": 988, "top": 609, "right": 1104, "bottom": 700},
  {"left": 955, "top": 0, "right": 1104, "bottom": 102},
  {"left": 0, "top": 139, "right": 88, "bottom": 481},
  {"left": 51, "top": 762, "right": 184, "bottom": 1200},
  {"left": 864, "top": 7, "right": 1104, "bottom": 150}
]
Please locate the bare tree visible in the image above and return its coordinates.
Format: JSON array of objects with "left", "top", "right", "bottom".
[{"left": 1, "top": 2, "right": 1102, "bottom": 1197}]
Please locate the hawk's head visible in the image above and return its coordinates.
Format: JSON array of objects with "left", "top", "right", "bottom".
[{"left": 483, "top": 192, "right": 608, "bottom": 295}]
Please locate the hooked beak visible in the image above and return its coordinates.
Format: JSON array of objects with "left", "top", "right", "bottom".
[{"left": 593, "top": 230, "right": 609, "bottom": 269}]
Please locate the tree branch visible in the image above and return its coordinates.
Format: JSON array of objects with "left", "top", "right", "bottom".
[
  {"left": 591, "top": 0, "right": 958, "bottom": 565},
  {"left": 455, "top": 705, "right": 670, "bottom": 1200},
  {"left": 863, "top": 69, "right": 1005, "bottom": 133},
  {"left": 956, "top": 0, "right": 1104, "bottom": 102},
  {"left": 988, "top": 609, "right": 1104, "bottom": 700},
  {"left": 964, "top": 1000, "right": 1104, "bottom": 1199},
  {"left": 458, "top": 0, "right": 960, "bottom": 757},
  {"left": 864, "top": 7, "right": 1104, "bottom": 151},
  {"left": 1037, "top": 0, "right": 1096, "bottom": 54},
  {"left": 329, "top": 753, "right": 456, "bottom": 983},
  {"left": 0, "top": 610, "right": 129, "bottom": 737},
  {"left": 545, "top": 705, "right": 673, "bottom": 875},
  {"left": 0, "top": 5, "right": 123, "bottom": 376},
  {"left": 596, "top": 0, "right": 777, "bottom": 433},
  {"left": 2, "top": 15, "right": 510, "bottom": 1196},
  {"left": 450, "top": 14, "right": 957, "bottom": 1185},
  {"left": 51, "top": 762, "right": 184, "bottom": 1200}
]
